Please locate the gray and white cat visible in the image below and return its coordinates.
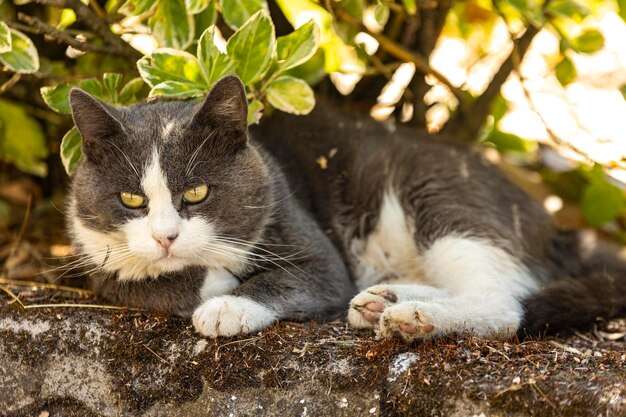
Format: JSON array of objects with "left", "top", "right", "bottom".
[{"left": 67, "top": 75, "right": 626, "bottom": 341}]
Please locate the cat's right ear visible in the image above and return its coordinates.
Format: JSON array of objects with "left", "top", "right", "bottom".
[
  {"left": 187, "top": 75, "right": 248, "bottom": 150},
  {"left": 69, "top": 88, "right": 127, "bottom": 160}
]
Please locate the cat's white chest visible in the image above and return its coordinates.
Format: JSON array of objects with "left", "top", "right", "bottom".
[{"left": 350, "top": 191, "right": 427, "bottom": 290}]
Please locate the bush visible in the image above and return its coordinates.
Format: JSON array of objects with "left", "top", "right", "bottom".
[{"left": 0, "top": 0, "right": 625, "bottom": 231}]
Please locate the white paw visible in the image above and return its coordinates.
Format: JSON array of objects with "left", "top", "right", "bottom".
[
  {"left": 192, "top": 295, "right": 276, "bottom": 338},
  {"left": 379, "top": 301, "right": 439, "bottom": 341},
  {"left": 348, "top": 285, "right": 399, "bottom": 328}
]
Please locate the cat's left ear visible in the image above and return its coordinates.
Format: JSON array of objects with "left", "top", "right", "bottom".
[{"left": 188, "top": 75, "right": 248, "bottom": 149}]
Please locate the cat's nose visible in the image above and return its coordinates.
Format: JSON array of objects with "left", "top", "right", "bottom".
[{"left": 153, "top": 233, "right": 178, "bottom": 250}]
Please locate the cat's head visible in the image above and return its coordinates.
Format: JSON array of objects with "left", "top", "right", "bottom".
[{"left": 68, "top": 75, "right": 273, "bottom": 280}]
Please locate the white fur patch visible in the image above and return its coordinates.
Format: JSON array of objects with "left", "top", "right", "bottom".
[
  {"left": 422, "top": 236, "right": 538, "bottom": 297},
  {"left": 347, "top": 190, "right": 540, "bottom": 339},
  {"left": 192, "top": 295, "right": 277, "bottom": 338},
  {"left": 161, "top": 120, "right": 175, "bottom": 137},
  {"left": 351, "top": 190, "right": 425, "bottom": 289},
  {"left": 199, "top": 270, "right": 240, "bottom": 300},
  {"left": 143, "top": 149, "right": 180, "bottom": 241}
]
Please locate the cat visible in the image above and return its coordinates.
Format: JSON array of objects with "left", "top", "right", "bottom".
[{"left": 67, "top": 75, "right": 626, "bottom": 341}]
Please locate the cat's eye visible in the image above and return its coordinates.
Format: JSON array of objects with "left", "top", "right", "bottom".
[
  {"left": 120, "top": 192, "right": 145, "bottom": 208},
  {"left": 183, "top": 184, "right": 209, "bottom": 204}
]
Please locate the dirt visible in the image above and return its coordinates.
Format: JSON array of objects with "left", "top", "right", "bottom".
[{"left": 0, "top": 285, "right": 625, "bottom": 417}]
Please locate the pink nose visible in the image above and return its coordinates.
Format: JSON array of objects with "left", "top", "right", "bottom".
[{"left": 153, "top": 234, "right": 178, "bottom": 250}]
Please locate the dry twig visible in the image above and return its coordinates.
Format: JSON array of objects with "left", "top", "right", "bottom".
[
  {"left": 31, "top": 0, "right": 140, "bottom": 59},
  {"left": 329, "top": 5, "right": 470, "bottom": 114},
  {"left": 17, "top": 13, "right": 123, "bottom": 56}
]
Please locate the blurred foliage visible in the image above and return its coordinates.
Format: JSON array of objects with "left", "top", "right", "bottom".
[{"left": 0, "top": 0, "right": 625, "bottom": 232}]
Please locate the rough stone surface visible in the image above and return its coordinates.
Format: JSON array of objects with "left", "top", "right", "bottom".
[{"left": 1, "top": 289, "right": 625, "bottom": 417}]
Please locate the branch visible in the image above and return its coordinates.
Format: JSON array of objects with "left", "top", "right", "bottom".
[
  {"left": 329, "top": 6, "right": 470, "bottom": 115},
  {"left": 33, "top": 0, "right": 140, "bottom": 59},
  {"left": 441, "top": 24, "right": 540, "bottom": 142},
  {"left": 17, "top": 13, "right": 126, "bottom": 56},
  {"left": 0, "top": 73, "right": 22, "bottom": 95}
]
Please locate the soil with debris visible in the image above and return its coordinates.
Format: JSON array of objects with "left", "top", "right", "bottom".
[{"left": 1, "top": 286, "right": 625, "bottom": 417}]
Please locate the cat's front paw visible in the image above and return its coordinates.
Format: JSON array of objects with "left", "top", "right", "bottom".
[
  {"left": 192, "top": 295, "right": 277, "bottom": 338},
  {"left": 379, "top": 302, "right": 437, "bottom": 341},
  {"left": 348, "top": 285, "right": 399, "bottom": 328}
]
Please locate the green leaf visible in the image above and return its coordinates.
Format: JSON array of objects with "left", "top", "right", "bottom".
[
  {"left": 572, "top": 29, "right": 604, "bottom": 54},
  {"left": 57, "top": 8, "right": 77, "bottom": 29},
  {"left": 341, "top": 0, "right": 365, "bottom": 20},
  {"left": 373, "top": 3, "right": 390, "bottom": 27},
  {"left": 121, "top": 0, "right": 157, "bottom": 15},
  {"left": 105, "top": 0, "right": 126, "bottom": 14},
  {"left": 619, "top": 0, "right": 626, "bottom": 23},
  {"left": 266, "top": 76, "right": 315, "bottom": 115},
  {"left": 247, "top": 99, "right": 264, "bottom": 125},
  {"left": 103, "top": 73, "right": 124, "bottom": 103},
  {"left": 483, "top": 129, "right": 537, "bottom": 153},
  {"left": 540, "top": 169, "right": 587, "bottom": 202},
  {"left": 149, "top": 0, "right": 194, "bottom": 50},
  {"left": 276, "top": 19, "right": 319, "bottom": 73},
  {"left": 137, "top": 48, "right": 206, "bottom": 88},
  {"left": 186, "top": 0, "right": 210, "bottom": 14},
  {"left": 0, "top": 199, "right": 10, "bottom": 222},
  {"left": 275, "top": 0, "right": 364, "bottom": 73},
  {"left": 581, "top": 180, "right": 625, "bottom": 227},
  {"left": 194, "top": 2, "right": 218, "bottom": 38},
  {"left": 402, "top": 0, "right": 417, "bottom": 15},
  {"left": 119, "top": 77, "right": 147, "bottom": 104},
  {"left": 221, "top": 0, "right": 267, "bottom": 30},
  {"left": 283, "top": 48, "right": 326, "bottom": 87},
  {"left": 0, "top": 28, "right": 39, "bottom": 74},
  {"left": 79, "top": 78, "right": 103, "bottom": 98},
  {"left": 620, "top": 84, "right": 626, "bottom": 101},
  {"left": 0, "top": 21, "right": 11, "bottom": 54},
  {"left": 40, "top": 83, "right": 73, "bottom": 114},
  {"left": 226, "top": 10, "right": 275, "bottom": 85},
  {"left": 0, "top": 98, "right": 48, "bottom": 176},
  {"left": 506, "top": 0, "right": 528, "bottom": 12},
  {"left": 545, "top": 0, "right": 589, "bottom": 22},
  {"left": 197, "top": 26, "right": 237, "bottom": 87},
  {"left": 555, "top": 56, "right": 577, "bottom": 86},
  {"left": 149, "top": 81, "right": 206, "bottom": 98},
  {"left": 60, "top": 127, "right": 83, "bottom": 176}
]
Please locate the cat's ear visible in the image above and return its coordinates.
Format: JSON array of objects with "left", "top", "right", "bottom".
[
  {"left": 188, "top": 75, "right": 248, "bottom": 149},
  {"left": 69, "top": 88, "right": 127, "bottom": 159}
]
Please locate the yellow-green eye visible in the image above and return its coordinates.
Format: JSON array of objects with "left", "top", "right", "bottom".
[
  {"left": 120, "top": 192, "right": 145, "bottom": 208},
  {"left": 183, "top": 184, "right": 208, "bottom": 204}
]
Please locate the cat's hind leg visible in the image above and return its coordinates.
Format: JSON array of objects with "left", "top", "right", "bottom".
[
  {"left": 348, "top": 284, "right": 448, "bottom": 329},
  {"left": 375, "top": 236, "right": 539, "bottom": 341}
]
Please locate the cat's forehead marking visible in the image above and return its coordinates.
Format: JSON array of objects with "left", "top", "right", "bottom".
[
  {"left": 142, "top": 148, "right": 170, "bottom": 200},
  {"left": 141, "top": 148, "right": 180, "bottom": 237},
  {"left": 162, "top": 120, "right": 176, "bottom": 138}
]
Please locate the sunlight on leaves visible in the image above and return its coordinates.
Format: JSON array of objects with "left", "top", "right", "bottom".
[
  {"left": 149, "top": 0, "right": 194, "bottom": 50},
  {"left": 0, "top": 28, "right": 39, "bottom": 73},
  {"left": 266, "top": 76, "right": 315, "bottom": 115},
  {"left": 60, "top": 127, "right": 83, "bottom": 176},
  {"left": 0, "top": 98, "right": 47, "bottom": 176},
  {"left": 137, "top": 48, "right": 206, "bottom": 90},
  {"left": 226, "top": 10, "right": 275, "bottom": 85},
  {"left": 221, "top": 0, "right": 267, "bottom": 29},
  {"left": 197, "top": 26, "right": 237, "bottom": 87}
]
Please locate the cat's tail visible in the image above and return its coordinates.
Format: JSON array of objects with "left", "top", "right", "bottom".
[{"left": 518, "top": 230, "right": 626, "bottom": 337}]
